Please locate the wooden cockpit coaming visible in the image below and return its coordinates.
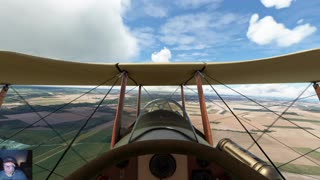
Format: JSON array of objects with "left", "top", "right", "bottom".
[{"left": 115, "top": 109, "right": 209, "bottom": 148}]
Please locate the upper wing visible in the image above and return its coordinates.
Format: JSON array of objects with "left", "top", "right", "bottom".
[{"left": 0, "top": 49, "right": 319, "bottom": 86}]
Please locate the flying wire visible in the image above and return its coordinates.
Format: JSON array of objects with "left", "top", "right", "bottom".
[
  {"left": 278, "top": 146, "right": 320, "bottom": 168},
  {"left": 142, "top": 86, "right": 154, "bottom": 100},
  {"left": 187, "top": 84, "right": 320, "bottom": 168},
  {"left": 4, "top": 94, "right": 89, "bottom": 118},
  {"left": 93, "top": 86, "right": 139, "bottom": 159},
  {"left": 97, "top": 86, "right": 138, "bottom": 112},
  {"left": 31, "top": 117, "right": 90, "bottom": 161},
  {"left": 0, "top": 74, "right": 119, "bottom": 179},
  {"left": 213, "top": 94, "right": 318, "bottom": 122},
  {"left": 203, "top": 76, "right": 286, "bottom": 179},
  {"left": 168, "top": 86, "right": 180, "bottom": 99},
  {"left": 11, "top": 87, "right": 88, "bottom": 163},
  {"left": 184, "top": 85, "right": 226, "bottom": 109},
  {"left": 0, "top": 74, "right": 119, "bottom": 145},
  {"left": 247, "top": 83, "right": 312, "bottom": 150},
  {"left": 238, "top": 116, "right": 320, "bottom": 167},
  {"left": 34, "top": 164, "right": 65, "bottom": 179},
  {"left": 46, "top": 77, "right": 120, "bottom": 179},
  {"left": 205, "top": 74, "right": 320, "bottom": 141},
  {"left": 34, "top": 151, "right": 105, "bottom": 178},
  {"left": 203, "top": 74, "right": 320, "bottom": 178}
]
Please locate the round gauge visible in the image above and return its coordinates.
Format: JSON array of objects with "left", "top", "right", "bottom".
[{"left": 149, "top": 154, "right": 176, "bottom": 178}]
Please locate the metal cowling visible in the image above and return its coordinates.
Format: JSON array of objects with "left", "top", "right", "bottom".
[{"left": 217, "top": 138, "right": 281, "bottom": 180}]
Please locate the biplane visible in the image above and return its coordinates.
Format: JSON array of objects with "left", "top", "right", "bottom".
[{"left": 0, "top": 48, "right": 320, "bottom": 180}]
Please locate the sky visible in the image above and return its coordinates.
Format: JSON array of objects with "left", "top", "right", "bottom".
[
  {"left": 0, "top": 0, "right": 319, "bottom": 98},
  {"left": 0, "top": 0, "right": 319, "bottom": 63}
]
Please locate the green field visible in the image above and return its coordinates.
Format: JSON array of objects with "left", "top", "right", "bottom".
[
  {"left": 250, "top": 129, "right": 273, "bottom": 133},
  {"left": 212, "top": 128, "right": 256, "bottom": 134},
  {"left": 209, "top": 121, "right": 221, "bottom": 124},
  {"left": 233, "top": 108, "right": 299, "bottom": 116},
  {"left": 233, "top": 108, "right": 270, "bottom": 112},
  {"left": 287, "top": 118, "right": 320, "bottom": 124},
  {"left": 32, "top": 128, "right": 113, "bottom": 179},
  {"left": 294, "top": 147, "right": 320, "bottom": 161},
  {"left": 299, "top": 106, "right": 320, "bottom": 113},
  {"left": 2, "top": 86, "right": 320, "bottom": 179},
  {"left": 277, "top": 162, "right": 320, "bottom": 176},
  {"left": 33, "top": 143, "right": 110, "bottom": 179},
  {"left": 0, "top": 119, "right": 30, "bottom": 129},
  {"left": 263, "top": 125, "right": 314, "bottom": 130}
]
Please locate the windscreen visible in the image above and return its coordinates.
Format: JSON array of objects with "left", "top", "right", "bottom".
[{"left": 128, "top": 99, "right": 199, "bottom": 142}]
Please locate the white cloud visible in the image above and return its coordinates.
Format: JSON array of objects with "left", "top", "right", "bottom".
[
  {"left": 247, "top": 14, "right": 317, "bottom": 47},
  {"left": 233, "top": 84, "right": 315, "bottom": 98},
  {"left": 140, "top": 84, "right": 316, "bottom": 100},
  {"left": 192, "top": 83, "right": 315, "bottom": 99},
  {"left": 176, "top": 52, "right": 211, "bottom": 62},
  {"left": 132, "top": 27, "right": 156, "bottom": 48},
  {"left": 297, "top": 19, "right": 304, "bottom": 24},
  {"left": 176, "top": 52, "right": 208, "bottom": 58},
  {"left": 151, "top": 47, "right": 172, "bottom": 62},
  {"left": 144, "top": 3, "right": 168, "bottom": 18},
  {"left": 173, "top": 44, "right": 209, "bottom": 51},
  {"left": 0, "top": 0, "right": 138, "bottom": 62},
  {"left": 191, "top": 52, "right": 209, "bottom": 56},
  {"left": 175, "top": 0, "right": 223, "bottom": 9},
  {"left": 160, "top": 12, "right": 243, "bottom": 51},
  {"left": 260, "top": 0, "right": 294, "bottom": 9}
]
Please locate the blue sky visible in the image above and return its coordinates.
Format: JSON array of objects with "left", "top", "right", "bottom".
[
  {"left": 0, "top": 0, "right": 319, "bottom": 98},
  {"left": 0, "top": 0, "right": 319, "bottom": 63},
  {"left": 124, "top": 0, "right": 319, "bottom": 62}
]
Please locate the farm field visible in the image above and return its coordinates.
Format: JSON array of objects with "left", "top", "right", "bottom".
[{"left": 0, "top": 86, "right": 320, "bottom": 179}]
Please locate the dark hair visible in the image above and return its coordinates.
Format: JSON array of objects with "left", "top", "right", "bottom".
[{"left": 3, "top": 156, "right": 17, "bottom": 165}]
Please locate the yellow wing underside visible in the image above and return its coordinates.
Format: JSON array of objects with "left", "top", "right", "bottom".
[{"left": 0, "top": 49, "right": 319, "bottom": 86}]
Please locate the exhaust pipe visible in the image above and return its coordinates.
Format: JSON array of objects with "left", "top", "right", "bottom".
[{"left": 217, "top": 138, "right": 281, "bottom": 179}]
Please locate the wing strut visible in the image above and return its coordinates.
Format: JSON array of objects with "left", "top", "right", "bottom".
[
  {"left": 181, "top": 85, "right": 186, "bottom": 118},
  {"left": 136, "top": 85, "right": 142, "bottom": 118},
  {"left": 313, "top": 82, "right": 320, "bottom": 101},
  {"left": 111, "top": 72, "right": 128, "bottom": 148},
  {"left": 195, "top": 71, "right": 213, "bottom": 145},
  {"left": 0, "top": 84, "right": 9, "bottom": 108}
]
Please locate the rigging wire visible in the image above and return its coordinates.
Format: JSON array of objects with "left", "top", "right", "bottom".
[
  {"left": 278, "top": 146, "right": 320, "bottom": 168},
  {"left": 239, "top": 116, "right": 320, "bottom": 167},
  {"left": 10, "top": 96, "right": 98, "bottom": 159},
  {"left": 125, "top": 86, "right": 138, "bottom": 94},
  {"left": 90, "top": 85, "right": 139, "bottom": 159},
  {"left": 203, "top": 74, "right": 320, "bottom": 178},
  {"left": 142, "top": 86, "right": 154, "bottom": 100},
  {"left": 168, "top": 86, "right": 180, "bottom": 99},
  {"left": 31, "top": 118, "right": 88, "bottom": 158},
  {"left": 187, "top": 83, "right": 312, "bottom": 166},
  {"left": 298, "top": 94, "right": 318, "bottom": 101},
  {"left": 4, "top": 94, "right": 89, "bottom": 118},
  {"left": 34, "top": 151, "right": 103, "bottom": 178},
  {"left": 97, "top": 86, "right": 138, "bottom": 112},
  {"left": 203, "top": 76, "right": 286, "bottom": 180},
  {"left": 213, "top": 94, "right": 317, "bottom": 122},
  {"left": 46, "top": 77, "right": 119, "bottom": 179},
  {"left": 0, "top": 74, "right": 119, "bottom": 145},
  {"left": 34, "top": 164, "right": 65, "bottom": 179},
  {"left": 240, "top": 119, "right": 320, "bottom": 180},
  {"left": 11, "top": 87, "right": 88, "bottom": 163},
  {"left": 205, "top": 74, "right": 320, "bottom": 141},
  {"left": 184, "top": 85, "right": 225, "bottom": 109},
  {"left": 247, "top": 83, "right": 312, "bottom": 150}
]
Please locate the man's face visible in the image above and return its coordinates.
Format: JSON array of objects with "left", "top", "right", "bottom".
[{"left": 3, "top": 162, "right": 15, "bottom": 176}]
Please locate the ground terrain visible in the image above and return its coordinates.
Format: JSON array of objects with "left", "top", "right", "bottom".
[{"left": 0, "top": 86, "right": 319, "bottom": 179}]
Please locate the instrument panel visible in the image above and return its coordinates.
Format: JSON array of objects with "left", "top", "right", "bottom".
[{"left": 98, "top": 154, "right": 228, "bottom": 180}]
